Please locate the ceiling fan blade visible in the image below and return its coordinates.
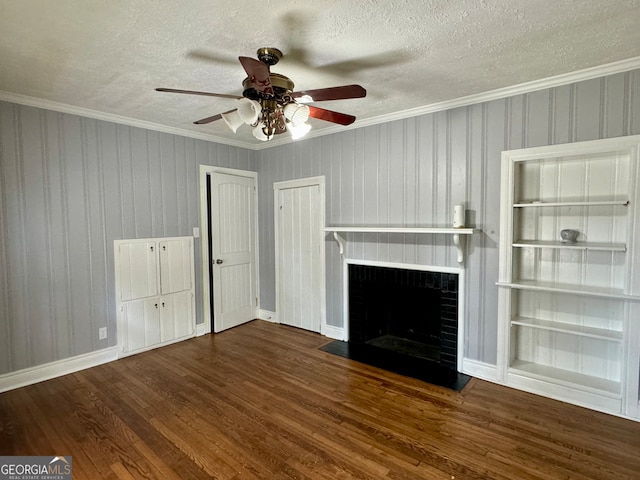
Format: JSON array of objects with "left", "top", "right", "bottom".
[
  {"left": 293, "top": 85, "right": 366, "bottom": 102},
  {"left": 193, "top": 109, "right": 237, "bottom": 125},
  {"left": 238, "top": 56, "right": 274, "bottom": 95},
  {"left": 156, "top": 88, "right": 242, "bottom": 100},
  {"left": 308, "top": 106, "right": 356, "bottom": 126}
]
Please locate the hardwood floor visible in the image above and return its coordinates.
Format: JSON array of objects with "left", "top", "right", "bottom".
[{"left": 1, "top": 320, "right": 639, "bottom": 479}]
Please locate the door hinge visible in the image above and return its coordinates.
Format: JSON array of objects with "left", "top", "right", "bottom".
[{"left": 256, "top": 297, "right": 259, "bottom": 306}]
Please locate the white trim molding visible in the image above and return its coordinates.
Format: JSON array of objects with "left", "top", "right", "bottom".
[
  {"left": 2, "top": 56, "right": 639, "bottom": 151},
  {"left": 0, "top": 347, "right": 119, "bottom": 393},
  {"left": 461, "top": 358, "right": 499, "bottom": 383},
  {"left": 196, "top": 323, "right": 208, "bottom": 336},
  {"left": 258, "top": 309, "right": 277, "bottom": 323},
  {"left": 322, "top": 325, "right": 346, "bottom": 341}
]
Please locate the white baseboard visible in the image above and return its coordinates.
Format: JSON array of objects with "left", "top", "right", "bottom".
[
  {"left": 0, "top": 347, "right": 119, "bottom": 393},
  {"left": 461, "top": 358, "right": 499, "bottom": 383},
  {"left": 322, "top": 325, "right": 346, "bottom": 341},
  {"left": 196, "top": 322, "right": 209, "bottom": 336},
  {"left": 258, "top": 309, "right": 277, "bottom": 323}
]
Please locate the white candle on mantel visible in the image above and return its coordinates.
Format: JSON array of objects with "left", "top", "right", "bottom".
[{"left": 453, "top": 204, "right": 465, "bottom": 228}]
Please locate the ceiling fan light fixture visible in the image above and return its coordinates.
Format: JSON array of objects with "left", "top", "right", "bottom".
[
  {"left": 283, "top": 103, "right": 310, "bottom": 126},
  {"left": 221, "top": 109, "right": 244, "bottom": 133},
  {"left": 237, "top": 98, "right": 261, "bottom": 125},
  {"left": 156, "top": 47, "right": 366, "bottom": 142},
  {"left": 288, "top": 122, "right": 311, "bottom": 140},
  {"left": 252, "top": 123, "right": 270, "bottom": 141}
]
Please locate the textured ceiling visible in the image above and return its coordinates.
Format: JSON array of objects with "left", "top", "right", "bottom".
[{"left": 1, "top": 0, "right": 639, "bottom": 148}]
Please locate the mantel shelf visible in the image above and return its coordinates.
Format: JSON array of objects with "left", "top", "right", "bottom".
[{"left": 324, "top": 226, "right": 480, "bottom": 264}]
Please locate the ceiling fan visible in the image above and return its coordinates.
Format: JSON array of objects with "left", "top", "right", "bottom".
[{"left": 156, "top": 47, "right": 366, "bottom": 141}]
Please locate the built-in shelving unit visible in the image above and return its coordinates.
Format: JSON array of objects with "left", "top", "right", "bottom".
[
  {"left": 497, "top": 135, "right": 640, "bottom": 421},
  {"left": 325, "top": 226, "right": 478, "bottom": 264}
]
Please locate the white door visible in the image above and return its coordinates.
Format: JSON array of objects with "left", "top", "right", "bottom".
[
  {"left": 210, "top": 172, "right": 258, "bottom": 332},
  {"left": 275, "top": 178, "right": 325, "bottom": 332}
]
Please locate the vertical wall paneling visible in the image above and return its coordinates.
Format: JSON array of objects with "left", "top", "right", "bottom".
[
  {"left": 0, "top": 102, "right": 256, "bottom": 375},
  {"left": 2, "top": 68, "right": 639, "bottom": 378},
  {"left": 0, "top": 106, "right": 13, "bottom": 371},
  {"left": 256, "top": 68, "right": 640, "bottom": 367}
]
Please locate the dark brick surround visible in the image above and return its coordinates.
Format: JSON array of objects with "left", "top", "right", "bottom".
[{"left": 348, "top": 264, "right": 459, "bottom": 371}]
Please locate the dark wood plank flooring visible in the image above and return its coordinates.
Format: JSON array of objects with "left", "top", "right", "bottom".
[{"left": 1, "top": 320, "right": 640, "bottom": 479}]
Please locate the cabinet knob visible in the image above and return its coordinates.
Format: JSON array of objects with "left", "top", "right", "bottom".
[{"left": 215, "top": 259, "right": 223, "bottom": 264}]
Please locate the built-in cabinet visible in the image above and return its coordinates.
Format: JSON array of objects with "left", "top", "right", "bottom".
[
  {"left": 497, "top": 135, "right": 640, "bottom": 420},
  {"left": 115, "top": 237, "right": 195, "bottom": 357}
]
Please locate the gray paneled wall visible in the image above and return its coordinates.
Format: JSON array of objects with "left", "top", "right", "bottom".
[
  {"left": 1, "top": 69, "right": 638, "bottom": 377},
  {"left": 0, "top": 102, "right": 256, "bottom": 375},
  {"left": 256, "top": 69, "right": 640, "bottom": 365}
]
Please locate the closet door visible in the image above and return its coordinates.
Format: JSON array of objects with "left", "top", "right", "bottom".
[{"left": 275, "top": 179, "right": 324, "bottom": 333}]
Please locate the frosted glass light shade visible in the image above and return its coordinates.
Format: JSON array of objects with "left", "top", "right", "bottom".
[
  {"left": 283, "top": 103, "right": 310, "bottom": 126},
  {"left": 221, "top": 109, "right": 244, "bottom": 133},
  {"left": 252, "top": 123, "right": 269, "bottom": 141},
  {"left": 237, "top": 98, "right": 261, "bottom": 125},
  {"left": 288, "top": 122, "right": 311, "bottom": 140}
]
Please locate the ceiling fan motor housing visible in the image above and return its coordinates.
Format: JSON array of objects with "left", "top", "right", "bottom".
[
  {"left": 242, "top": 73, "right": 294, "bottom": 101},
  {"left": 256, "top": 47, "right": 283, "bottom": 66}
]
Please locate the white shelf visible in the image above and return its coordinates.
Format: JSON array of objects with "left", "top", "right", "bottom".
[
  {"left": 499, "top": 135, "right": 640, "bottom": 420},
  {"left": 511, "top": 316, "right": 623, "bottom": 342},
  {"left": 509, "top": 360, "right": 621, "bottom": 398},
  {"left": 514, "top": 200, "right": 629, "bottom": 208},
  {"left": 497, "top": 280, "right": 640, "bottom": 300},
  {"left": 324, "top": 226, "right": 477, "bottom": 234},
  {"left": 324, "top": 226, "right": 479, "bottom": 264},
  {"left": 512, "top": 239, "right": 627, "bottom": 252}
]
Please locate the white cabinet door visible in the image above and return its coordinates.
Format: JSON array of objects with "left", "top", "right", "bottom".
[
  {"left": 159, "top": 238, "right": 193, "bottom": 295},
  {"left": 160, "top": 291, "right": 194, "bottom": 342},
  {"left": 122, "top": 298, "right": 161, "bottom": 352},
  {"left": 115, "top": 236, "right": 196, "bottom": 357},
  {"left": 117, "top": 241, "right": 158, "bottom": 301}
]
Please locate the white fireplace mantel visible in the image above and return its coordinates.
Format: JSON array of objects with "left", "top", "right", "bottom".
[{"left": 324, "top": 226, "right": 480, "bottom": 264}]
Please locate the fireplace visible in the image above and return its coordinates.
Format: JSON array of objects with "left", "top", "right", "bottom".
[
  {"left": 321, "top": 262, "right": 470, "bottom": 391},
  {"left": 349, "top": 263, "right": 459, "bottom": 367}
]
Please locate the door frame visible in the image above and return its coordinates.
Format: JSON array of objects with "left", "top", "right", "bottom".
[
  {"left": 274, "top": 176, "right": 326, "bottom": 334},
  {"left": 199, "top": 165, "right": 260, "bottom": 334}
]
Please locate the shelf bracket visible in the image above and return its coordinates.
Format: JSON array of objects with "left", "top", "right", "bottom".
[
  {"left": 453, "top": 233, "right": 464, "bottom": 265},
  {"left": 332, "top": 231, "right": 346, "bottom": 256}
]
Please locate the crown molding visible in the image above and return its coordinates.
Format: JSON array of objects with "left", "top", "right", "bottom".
[
  {"left": 2, "top": 56, "right": 639, "bottom": 151},
  {"left": 347, "top": 55, "right": 640, "bottom": 133},
  {"left": 0, "top": 90, "right": 257, "bottom": 149}
]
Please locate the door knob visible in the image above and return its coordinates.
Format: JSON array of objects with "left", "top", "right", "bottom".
[{"left": 215, "top": 259, "right": 223, "bottom": 264}]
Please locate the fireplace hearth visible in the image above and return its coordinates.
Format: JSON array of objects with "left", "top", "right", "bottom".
[{"left": 321, "top": 263, "right": 470, "bottom": 391}]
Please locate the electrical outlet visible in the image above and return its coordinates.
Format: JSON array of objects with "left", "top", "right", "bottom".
[{"left": 99, "top": 327, "right": 107, "bottom": 340}]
